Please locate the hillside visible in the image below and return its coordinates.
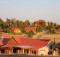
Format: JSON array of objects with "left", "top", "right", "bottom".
[{"left": 0, "top": 18, "right": 60, "bottom": 38}]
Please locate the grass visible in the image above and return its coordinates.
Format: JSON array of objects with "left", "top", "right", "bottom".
[
  {"left": 40, "top": 34, "right": 60, "bottom": 43},
  {"left": 33, "top": 32, "right": 60, "bottom": 43}
]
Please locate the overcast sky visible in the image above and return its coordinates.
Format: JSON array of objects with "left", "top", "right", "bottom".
[{"left": 0, "top": 0, "right": 60, "bottom": 24}]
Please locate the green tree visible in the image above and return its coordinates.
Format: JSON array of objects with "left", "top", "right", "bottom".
[
  {"left": 0, "top": 18, "right": 4, "bottom": 28},
  {"left": 0, "top": 27, "right": 3, "bottom": 32},
  {"left": 27, "top": 30, "right": 35, "bottom": 38},
  {"left": 36, "top": 25, "right": 42, "bottom": 32},
  {"left": 46, "top": 22, "right": 55, "bottom": 34},
  {"left": 24, "top": 20, "right": 30, "bottom": 27}
]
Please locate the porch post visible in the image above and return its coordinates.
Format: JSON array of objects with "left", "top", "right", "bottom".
[
  {"left": 11, "top": 48, "right": 13, "bottom": 54},
  {"left": 0, "top": 50, "right": 1, "bottom": 55},
  {"left": 17, "top": 49, "right": 20, "bottom": 54},
  {"left": 23, "top": 49, "right": 24, "bottom": 54},
  {"left": 9, "top": 48, "right": 13, "bottom": 54},
  {"left": 29, "top": 49, "right": 30, "bottom": 55},
  {"left": 53, "top": 50, "right": 56, "bottom": 56},
  {"left": 9, "top": 49, "right": 10, "bottom": 54}
]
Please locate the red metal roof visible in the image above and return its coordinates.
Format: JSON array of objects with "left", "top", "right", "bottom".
[
  {"left": 0, "top": 41, "right": 3, "bottom": 45},
  {"left": 12, "top": 36, "right": 50, "bottom": 49},
  {"left": 11, "top": 27, "right": 21, "bottom": 31},
  {"left": 13, "top": 36, "right": 27, "bottom": 44},
  {"left": 2, "top": 36, "right": 50, "bottom": 49},
  {"left": 25, "top": 26, "right": 36, "bottom": 31},
  {"left": 3, "top": 38, "right": 10, "bottom": 45},
  {"left": 1, "top": 34, "right": 10, "bottom": 38},
  {"left": 0, "top": 38, "right": 10, "bottom": 45},
  {"left": 0, "top": 34, "right": 10, "bottom": 46},
  {"left": 2, "top": 44, "right": 19, "bottom": 48}
]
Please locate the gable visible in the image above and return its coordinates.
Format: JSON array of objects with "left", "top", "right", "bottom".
[
  {"left": 14, "top": 29, "right": 21, "bottom": 33},
  {"left": 7, "top": 38, "right": 18, "bottom": 44},
  {"left": 3, "top": 38, "right": 10, "bottom": 45},
  {"left": 0, "top": 41, "right": 3, "bottom": 45}
]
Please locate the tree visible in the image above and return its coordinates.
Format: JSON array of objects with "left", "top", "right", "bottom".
[
  {"left": 46, "top": 22, "right": 56, "bottom": 34},
  {"left": 22, "top": 29, "right": 26, "bottom": 33},
  {"left": 27, "top": 30, "right": 35, "bottom": 38},
  {"left": 55, "top": 25, "right": 60, "bottom": 29},
  {"left": 24, "top": 20, "right": 30, "bottom": 27},
  {"left": 36, "top": 25, "right": 42, "bottom": 32},
  {"left": 0, "top": 18, "right": 4, "bottom": 28},
  {"left": 0, "top": 27, "right": 3, "bottom": 32}
]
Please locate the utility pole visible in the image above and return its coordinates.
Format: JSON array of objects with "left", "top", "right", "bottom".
[
  {"left": 54, "top": 38, "right": 55, "bottom": 45},
  {"left": 53, "top": 38, "right": 56, "bottom": 50}
]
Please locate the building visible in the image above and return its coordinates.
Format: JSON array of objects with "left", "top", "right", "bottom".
[
  {"left": 11, "top": 27, "right": 22, "bottom": 34},
  {"left": 0, "top": 34, "right": 10, "bottom": 54},
  {"left": 0, "top": 33, "right": 10, "bottom": 39},
  {"left": 25, "top": 26, "right": 36, "bottom": 33},
  {"left": 0, "top": 35, "right": 54, "bottom": 55}
]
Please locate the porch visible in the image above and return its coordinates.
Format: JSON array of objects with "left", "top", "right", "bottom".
[{"left": 0, "top": 46, "right": 38, "bottom": 55}]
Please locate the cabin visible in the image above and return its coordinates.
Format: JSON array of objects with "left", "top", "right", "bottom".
[
  {"left": 0, "top": 36, "right": 54, "bottom": 55},
  {"left": 25, "top": 26, "right": 36, "bottom": 33},
  {"left": 1, "top": 34, "right": 10, "bottom": 39},
  {"left": 11, "top": 27, "right": 22, "bottom": 34},
  {"left": 0, "top": 34, "right": 10, "bottom": 54}
]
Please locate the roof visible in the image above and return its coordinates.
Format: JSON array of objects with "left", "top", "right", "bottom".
[
  {"left": 1, "top": 34, "right": 10, "bottom": 38},
  {"left": 3, "top": 38, "right": 10, "bottom": 45},
  {"left": 17, "top": 45, "right": 33, "bottom": 48},
  {"left": 0, "top": 34, "right": 10, "bottom": 46},
  {"left": 11, "top": 27, "right": 21, "bottom": 31},
  {"left": 2, "top": 44, "right": 19, "bottom": 48},
  {"left": 12, "top": 36, "right": 50, "bottom": 50},
  {"left": 0, "top": 41, "right": 3, "bottom": 46},
  {"left": 13, "top": 36, "right": 27, "bottom": 44},
  {"left": 25, "top": 26, "right": 36, "bottom": 31},
  {"left": 2, "top": 36, "right": 50, "bottom": 49}
]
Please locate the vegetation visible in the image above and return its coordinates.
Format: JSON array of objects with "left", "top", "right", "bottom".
[
  {"left": 0, "top": 18, "right": 60, "bottom": 37},
  {"left": 26, "top": 30, "right": 35, "bottom": 38}
]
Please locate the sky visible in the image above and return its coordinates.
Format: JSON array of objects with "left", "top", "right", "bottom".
[{"left": 0, "top": 0, "right": 60, "bottom": 24}]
